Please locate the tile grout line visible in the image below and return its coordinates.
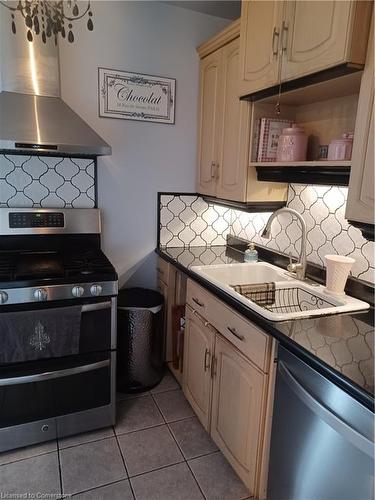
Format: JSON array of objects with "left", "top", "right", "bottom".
[
  {"left": 151, "top": 392, "right": 208, "bottom": 500},
  {"left": 128, "top": 458, "right": 187, "bottom": 480},
  {"left": 59, "top": 433, "right": 116, "bottom": 451},
  {"left": 115, "top": 421, "right": 166, "bottom": 438},
  {"left": 0, "top": 448, "right": 57, "bottom": 468},
  {"left": 70, "top": 477, "right": 129, "bottom": 498},
  {"left": 166, "top": 422, "right": 208, "bottom": 500},
  {"left": 56, "top": 437, "right": 63, "bottom": 496},
  {"left": 113, "top": 425, "right": 137, "bottom": 500}
]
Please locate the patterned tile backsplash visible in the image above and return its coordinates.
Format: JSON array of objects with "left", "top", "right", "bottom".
[
  {"left": 159, "top": 194, "right": 232, "bottom": 247},
  {"left": 0, "top": 154, "right": 96, "bottom": 208},
  {"left": 159, "top": 186, "right": 375, "bottom": 284}
]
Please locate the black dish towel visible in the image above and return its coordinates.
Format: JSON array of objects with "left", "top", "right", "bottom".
[{"left": 0, "top": 306, "right": 81, "bottom": 364}]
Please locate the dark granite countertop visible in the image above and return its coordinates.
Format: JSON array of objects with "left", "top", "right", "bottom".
[{"left": 156, "top": 245, "right": 374, "bottom": 411}]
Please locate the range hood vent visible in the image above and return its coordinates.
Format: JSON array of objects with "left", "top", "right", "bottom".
[{"left": 0, "top": 12, "right": 111, "bottom": 156}]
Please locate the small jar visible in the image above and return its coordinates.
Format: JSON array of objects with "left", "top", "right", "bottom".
[
  {"left": 327, "top": 133, "right": 353, "bottom": 161},
  {"left": 276, "top": 124, "right": 308, "bottom": 162}
]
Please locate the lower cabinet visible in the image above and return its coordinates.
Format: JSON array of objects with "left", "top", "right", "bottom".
[
  {"left": 183, "top": 287, "right": 274, "bottom": 497},
  {"left": 211, "top": 335, "right": 265, "bottom": 492},
  {"left": 183, "top": 308, "right": 214, "bottom": 430}
]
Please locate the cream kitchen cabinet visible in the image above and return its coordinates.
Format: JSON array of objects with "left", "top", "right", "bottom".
[
  {"left": 239, "top": 0, "right": 283, "bottom": 96},
  {"left": 183, "top": 279, "right": 275, "bottom": 496},
  {"left": 183, "top": 306, "right": 215, "bottom": 430},
  {"left": 346, "top": 16, "right": 374, "bottom": 235},
  {"left": 197, "top": 20, "right": 287, "bottom": 203},
  {"left": 282, "top": 1, "right": 373, "bottom": 82},
  {"left": 197, "top": 49, "right": 223, "bottom": 196},
  {"left": 239, "top": 0, "right": 373, "bottom": 97},
  {"left": 211, "top": 334, "right": 266, "bottom": 493}
]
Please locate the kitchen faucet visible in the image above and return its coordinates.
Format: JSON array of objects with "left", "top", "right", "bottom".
[{"left": 261, "top": 208, "right": 307, "bottom": 281}]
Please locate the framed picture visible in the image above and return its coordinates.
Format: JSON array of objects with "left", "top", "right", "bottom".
[{"left": 98, "top": 67, "right": 176, "bottom": 124}]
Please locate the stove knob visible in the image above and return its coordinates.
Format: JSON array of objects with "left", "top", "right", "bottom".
[
  {"left": 0, "top": 291, "right": 8, "bottom": 304},
  {"left": 90, "top": 284, "right": 103, "bottom": 297},
  {"left": 34, "top": 288, "right": 48, "bottom": 301},
  {"left": 72, "top": 286, "right": 84, "bottom": 298}
]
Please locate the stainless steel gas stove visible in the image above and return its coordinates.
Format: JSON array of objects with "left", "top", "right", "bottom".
[{"left": 0, "top": 208, "right": 118, "bottom": 452}]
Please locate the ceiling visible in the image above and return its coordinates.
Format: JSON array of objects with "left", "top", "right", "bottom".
[{"left": 163, "top": 1, "right": 241, "bottom": 20}]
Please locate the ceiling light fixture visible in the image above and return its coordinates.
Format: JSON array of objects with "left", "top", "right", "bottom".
[{"left": 0, "top": 0, "right": 93, "bottom": 44}]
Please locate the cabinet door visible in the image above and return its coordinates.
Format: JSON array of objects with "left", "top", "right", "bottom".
[
  {"left": 183, "top": 307, "right": 214, "bottom": 430},
  {"left": 217, "top": 37, "right": 250, "bottom": 202},
  {"left": 211, "top": 335, "right": 265, "bottom": 492},
  {"left": 282, "top": 1, "right": 353, "bottom": 81},
  {"left": 346, "top": 19, "right": 374, "bottom": 225},
  {"left": 197, "top": 50, "right": 222, "bottom": 196},
  {"left": 239, "top": 0, "right": 283, "bottom": 96}
]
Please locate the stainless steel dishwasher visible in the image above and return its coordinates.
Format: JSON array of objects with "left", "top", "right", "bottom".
[{"left": 267, "top": 345, "right": 374, "bottom": 500}]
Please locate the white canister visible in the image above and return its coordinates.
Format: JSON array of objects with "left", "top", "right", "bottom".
[
  {"left": 324, "top": 255, "right": 355, "bottom": 296},
  {"left": 276, "top": 124, "right": 308, "bottom": 162},
  {"left": 327, "top": 133, "right": 353, "bottom": 160}
]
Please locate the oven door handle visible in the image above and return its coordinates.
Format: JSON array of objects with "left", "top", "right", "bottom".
[
  {"left": 82, "top": 302, "right": 112, "bottom": 312},
  {"left": 0, "top": 359, "right": 110, "bottom": 386}
]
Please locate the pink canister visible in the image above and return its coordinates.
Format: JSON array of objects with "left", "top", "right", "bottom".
[
  {"left": 276, "top": 124, "right": 308, "bottom": 162},
  {"left": 327, "top": 133, "right": 353, "bottom": 160}
]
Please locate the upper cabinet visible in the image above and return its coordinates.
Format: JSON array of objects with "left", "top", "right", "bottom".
[
  {"left": 346, "top": 16, "right": 374, "bottom": 239},
  {"left": 216, "top": 37, "right": 250, "bottom": 201},
  {"left": 197, "top": 20, "right": 287, "bottom": 204},
  {"left": 239, "top": 1, "right": 283, "bottom": 96},
  {"left": 239, "top": 0, "right": 373, "bottom": 98},
  {"left": 198, "top": 49, "right": 223, "bottom": 196}
]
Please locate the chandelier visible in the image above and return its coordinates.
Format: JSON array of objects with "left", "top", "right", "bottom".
[{"left": 0, "top": 0, "right": 94, "bottom": 44}]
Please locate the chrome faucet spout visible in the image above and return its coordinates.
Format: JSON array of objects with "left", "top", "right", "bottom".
[{"left": 261, "top": 208, "right": 307, "bottom": 280}]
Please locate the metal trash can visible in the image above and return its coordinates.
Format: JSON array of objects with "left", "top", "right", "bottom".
[{"left": 117, "top": 287, "right": 165, "bottom": 393}]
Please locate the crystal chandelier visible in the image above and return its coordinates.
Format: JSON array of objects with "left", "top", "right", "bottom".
[{"left": 0, "top": 0, "right": 94, "bottom": 44}]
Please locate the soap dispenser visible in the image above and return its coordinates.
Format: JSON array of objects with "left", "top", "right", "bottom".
[{"left": 244, "top": 242, "right": 258, "bottom": 263}]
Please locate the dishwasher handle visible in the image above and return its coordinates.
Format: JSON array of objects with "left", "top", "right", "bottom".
[{"left": 279, "top": 361, "right": 374, "bottom": 458}]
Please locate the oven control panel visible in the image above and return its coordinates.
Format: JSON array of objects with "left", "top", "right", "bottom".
[{"left": 9, "top": 212, "right": 65, "bottom": 228}]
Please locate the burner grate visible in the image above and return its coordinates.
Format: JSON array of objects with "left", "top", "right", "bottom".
[{"left": 64, "top": 251, "right": 114, "bottom": 276}]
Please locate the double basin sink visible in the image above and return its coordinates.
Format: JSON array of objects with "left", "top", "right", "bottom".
[{"left": 190, "top": 262, "right": 369, "bottom": 322}]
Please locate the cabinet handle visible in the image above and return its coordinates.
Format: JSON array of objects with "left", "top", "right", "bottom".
[
  {"left": 210, "top": 161, "right": 216, "bottom": 178},
  {"left": 192, "top": 297, "right": 204, "bottom": 308},
  {"left": 215, "top": 162, "right": 220, "bottom": 179},
  {"left": 204, "top": 348, "right": 211, "bottom": 372},
  {"left": 281, "top": 21, "right": 289, "bottom": 52},
  {"left": 192, "top": 308, "right": 210, "bottom": 328},
  {"left": 227, "top": 326, "right": 245, "bottom": 341},
  {"left": 272, "top": 26, "right": 280, "bottom": 56}
]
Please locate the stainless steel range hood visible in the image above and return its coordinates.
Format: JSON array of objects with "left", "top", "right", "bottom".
[{"left": 0, "top": 13, "right": 111, "bottom": 156}]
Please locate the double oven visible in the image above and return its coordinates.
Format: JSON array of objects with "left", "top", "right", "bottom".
[{"left": 0, "top": 208, "right": 118, "bottom": 452}]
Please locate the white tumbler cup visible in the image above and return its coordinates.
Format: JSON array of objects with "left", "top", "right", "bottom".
[{"left": 324, "top": 255, "right": 355, "bottom": 296}]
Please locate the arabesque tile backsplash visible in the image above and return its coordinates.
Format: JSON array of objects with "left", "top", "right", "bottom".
[
  {"left": 159, "top": 185, "right": 375, "bottom": 284},
  {"left": 0, "top": 154, "right": 96, "bottom": 208}
]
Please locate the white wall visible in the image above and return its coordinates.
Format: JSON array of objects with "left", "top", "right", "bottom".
[{"left": 59, "top": 1, "right": 228, "bottom": 288}]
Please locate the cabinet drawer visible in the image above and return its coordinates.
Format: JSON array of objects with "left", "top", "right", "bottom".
[
  {"left": 211, "top": 302, "right": 270, "bottom": 372},
  {"left": 187, "top": 279, "right": 270, "bottom": 372},
  {"left": 157, "top": 258, "right": 169, "bottom": 285},
  {"left": 187, "top": 279, "right": 218, "bottom": 319}
]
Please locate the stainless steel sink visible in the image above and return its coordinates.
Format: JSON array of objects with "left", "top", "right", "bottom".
[{"left": 191, "top": 262, "right": 370, "bottom": 321}]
